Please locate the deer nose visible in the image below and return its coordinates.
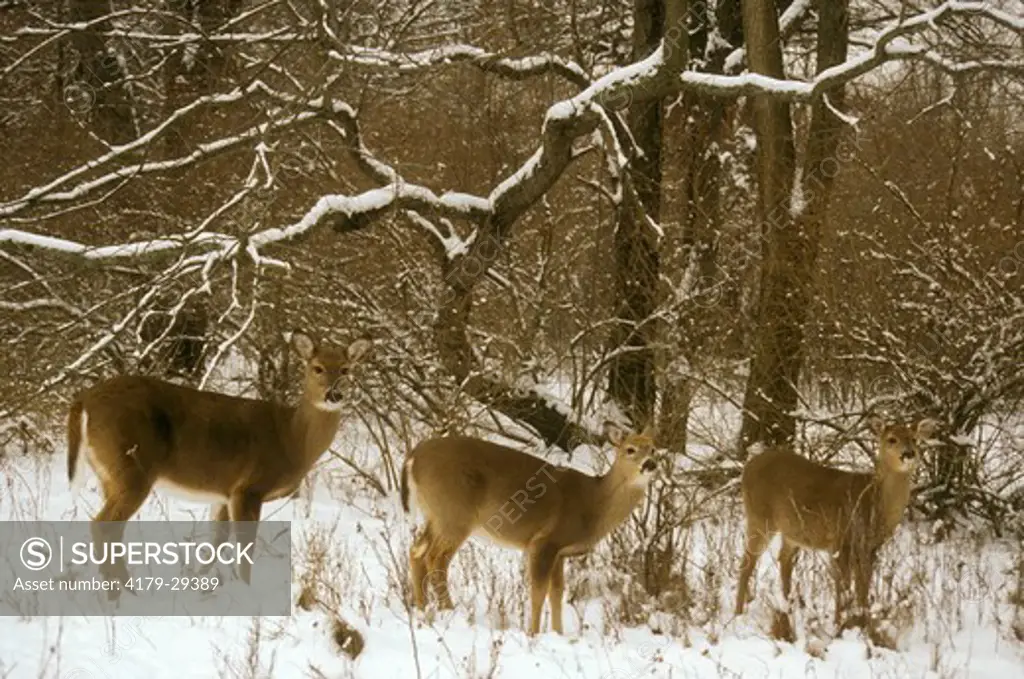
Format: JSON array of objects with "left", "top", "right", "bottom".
[
  {"left": 641, "top": 458, "right": 657, "bottom": 473},
  {"left": 325, "top": 386, "right": 344, "bottom": 403}
]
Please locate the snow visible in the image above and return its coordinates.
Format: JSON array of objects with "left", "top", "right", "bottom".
[
  {"left": 333, "top": 44, "right": 588, "bottom": 83},
  {"left": 546, "top": 46, "right": 664, "bottom": 125},
  {"left": 681, "top": 71, "right": 812, "bottom": 98},
  {"left": 249, "top": 186, "right": 490, "bottom": 254},
  {"left": 0, "top": 230, "right": 193, "bottom": 259},
  {"left": 0, "top": 407, "right": 1022, "bottom": 678},
  {"left": 790, "top": 167, "right": 807, "bottom": 219},
  {"left": 490, "top": 148, "right": 544, "bottom": 205}
]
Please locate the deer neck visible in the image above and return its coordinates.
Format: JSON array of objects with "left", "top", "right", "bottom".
[
  {"left": 588, "top": 462, "right": 648, "bottom": 541},
  {"left": 873, "top": 463, "right": 913, "bottom": 539},
  {"left": 288, "top": 396, "right": 343, "bottom": 470}
]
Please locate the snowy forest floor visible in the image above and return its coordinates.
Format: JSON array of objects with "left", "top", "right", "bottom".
[{"left": 1, "top": 410, "right": 1022, "bottom": 679}]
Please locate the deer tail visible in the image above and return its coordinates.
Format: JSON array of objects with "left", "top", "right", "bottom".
[
  {"left": 400, "top": 458, "right": 412, "bottom": 514},
  {"left": 66, "top": 400, "right": 85, "bottom": 488}
]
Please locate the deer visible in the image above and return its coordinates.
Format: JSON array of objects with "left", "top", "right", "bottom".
[
  {"left": 734, "top": 416, "right": 939, "bottom": 632},
  {"left": 399, "top": 422, "right": 659, "bottom": 636},
  {"left": 67, "top": 330, "right": 371, "bottom": 589}
]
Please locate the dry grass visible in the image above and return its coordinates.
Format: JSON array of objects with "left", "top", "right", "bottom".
[
  {"left": 275, "top": 410, "right": 1024, "bottom": 669},
  {"left": 4, "top": 405, "right": 1022, "bottom": 675}
]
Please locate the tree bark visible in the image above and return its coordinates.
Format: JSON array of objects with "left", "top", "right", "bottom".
[
  {"left": 658, "top": 0, "right": 738, "bottom": 450},
  {"left": 737, "top": 0, "right": 848, "bottom": 454},
  {"left": 607, "top": 0, "right": 665, "bottom": 428}
]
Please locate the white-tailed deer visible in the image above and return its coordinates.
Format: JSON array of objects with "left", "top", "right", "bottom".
[
  {"left": 400, "top": 422, "right": 658, "bottom": 636},
  {"left": 734, "top": 416, "right": 938, "bottom": 630},
  {"left": 67, "top": 331, "right": 371, "bottom": 588}
]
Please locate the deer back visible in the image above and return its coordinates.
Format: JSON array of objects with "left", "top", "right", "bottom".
[
  {"left": 406, "top": 436, "right": 584, "bottom": 547},
  {"left": 79, "top": 375, "right": 310, "bottom": 495},
  {"left": 742, "top": 446, "right": 880, "bottom": 551}
]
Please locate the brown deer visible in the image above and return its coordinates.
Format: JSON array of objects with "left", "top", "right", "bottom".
[
  {"left": 400, "top": 422, "right": 658, "bottom": 636},
  {"left": 67, "top": 331, "right": 371, "bottom": 587},
  {"left": 734, "top": 416, "right": 939, "bottom": 630}
]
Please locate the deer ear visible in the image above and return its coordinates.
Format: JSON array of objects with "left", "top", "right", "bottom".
[
  {"left": 867, "top": 415, "right": 886, "bottom": 436},
  {"left": 916, "top": 418, "right": 939, "bottom": 440},
  {"left": 347, "top": 338, "right": 372, "bottom": 363},
  {"left": 291, "top": 331, "right": 316, "bottom": 361},
  {"left": 603, "top": 421, "right": 627, "bottom": 446}
]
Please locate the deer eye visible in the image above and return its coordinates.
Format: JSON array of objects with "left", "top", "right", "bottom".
[
  {"left": 887, "top": 437, "right": 898, "bottom": 445},
  {"left": 625, "top": 446, "right": 637, "bottom": 456},
  {"left": 312, "top": 365, "right": 325, "bottom": 374}
]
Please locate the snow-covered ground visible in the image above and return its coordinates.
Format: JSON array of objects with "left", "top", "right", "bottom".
[{"left": 0, "top": 411, "right": 1022, "bottom": 679}]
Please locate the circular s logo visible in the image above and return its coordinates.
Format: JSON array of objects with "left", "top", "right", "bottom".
[{"left": 20, "top": 537, "right": 53, "bottom": 571}]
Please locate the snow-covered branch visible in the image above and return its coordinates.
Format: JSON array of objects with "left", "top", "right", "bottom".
[
  {"left": 330, "top": 44, "right": 590, "bottom": 88},
  {"left": 0, "top": 80, "right": 336, "bottom": 219},
  {"left": 702, "top": 1, "right": 1024, "bottom": 100}
]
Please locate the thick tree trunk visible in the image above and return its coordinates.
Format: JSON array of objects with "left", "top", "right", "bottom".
[
  {"left": 737, "top": 0, "right": 848, "bottom": 454},
  {"left": 424, "top": 1, "right": 690, "bottom": 451},
  {"left": 657, "top": 0, "right": 739, "bottom": 450},
  {"left": 607, "top": 0, "right": 665, "bottom": 428}
]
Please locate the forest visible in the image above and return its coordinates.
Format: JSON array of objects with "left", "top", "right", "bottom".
[{"left": 0, "top": 1, "right": 1022, "bottom": 677}]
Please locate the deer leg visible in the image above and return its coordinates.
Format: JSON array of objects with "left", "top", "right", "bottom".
[
  {"left": 92, "top": 476, "right": 152, "bottom": 597},
  {"left": 211, "top": 502, "right": 230, "bottom": 539},
  {"left": 228, "top": 490, "right": 264, "bottom": 585},
  {"left": 422, "top": 525, "right": 468, "bottom": 611},
  {"left": 429, "top": 541, "right": 464, "bottom": 611},
  {"left": 527, "top": 542, "right": 559, "bottom": 636},
  {"left": 409, "top": 524, "right": 433, "bottom": 610},
  {"left": 201, "top": 503, "right": 231, "bottom": 575},
  {"left": 831, "top": 550, "right": 852, "bottom": 628},
  {"left": 548, "top": 556, "right": 565, "bottom": 635},
  {"left": 778, "top": 538, "right": 799, "bottom": 609},
  {"left": 736, "top": 523, "right": 771, "bottom": 615},
  {"left": 850, "top": 549, "right": 875, "bottom": 631}
]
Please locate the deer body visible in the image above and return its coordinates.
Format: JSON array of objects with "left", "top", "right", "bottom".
[
  {"left": 70, "top": 377, "right": 337, "bottom": 503},
  {"left": 401, "top": 424, "right": 657, "bottom": 636},
  {"left": 741, "top": 449, "right": 912, "bottom": 554},
  {"left": 734, "top": 417, "right": 937, "bottom": 630},
  {"left": 67, "top": 331, "right": 370, "bottom": 589}
]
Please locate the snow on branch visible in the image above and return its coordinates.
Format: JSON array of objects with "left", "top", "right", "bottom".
[
  {"left": 720, "top": 1, "right": 1023, "bottom": 89},
  {"left": 141, "top": 2, "right": 1024, "bottom": 279},
  {"left": 0, "top": 229, "right": 235, "bottom": 260},
  {"left": 7, "top": 2, "right": 1010, "bottom": 230},
  {"left": 0, "top": 81, "right": 337, "bottom": 219},
  {"left": 4, "top": 1, "right": 1016, "bottom": 271},
  {"left": 329, "top": 44, "right": 590, "bottom": 88},
  {"left": 248, "top": 185, "right": 490, "bottom": 248}
]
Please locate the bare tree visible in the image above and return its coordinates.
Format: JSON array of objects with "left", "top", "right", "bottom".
[
  {"left": 1, "top": 1, "right": 1020, "bottom": 499},
  {"left": 606, "top": 0, "right": 666, "bottom": 428}
]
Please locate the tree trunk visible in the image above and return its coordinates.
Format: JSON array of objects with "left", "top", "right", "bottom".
[
  {"left": 607, "top": 0, "right": 665, "bottom": 428},
  {"left": 657, "top": 0, "right": 739, "bottom": 451},
  {"left": 737, "top": 0, "right": 848, "bottom": 454}
]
